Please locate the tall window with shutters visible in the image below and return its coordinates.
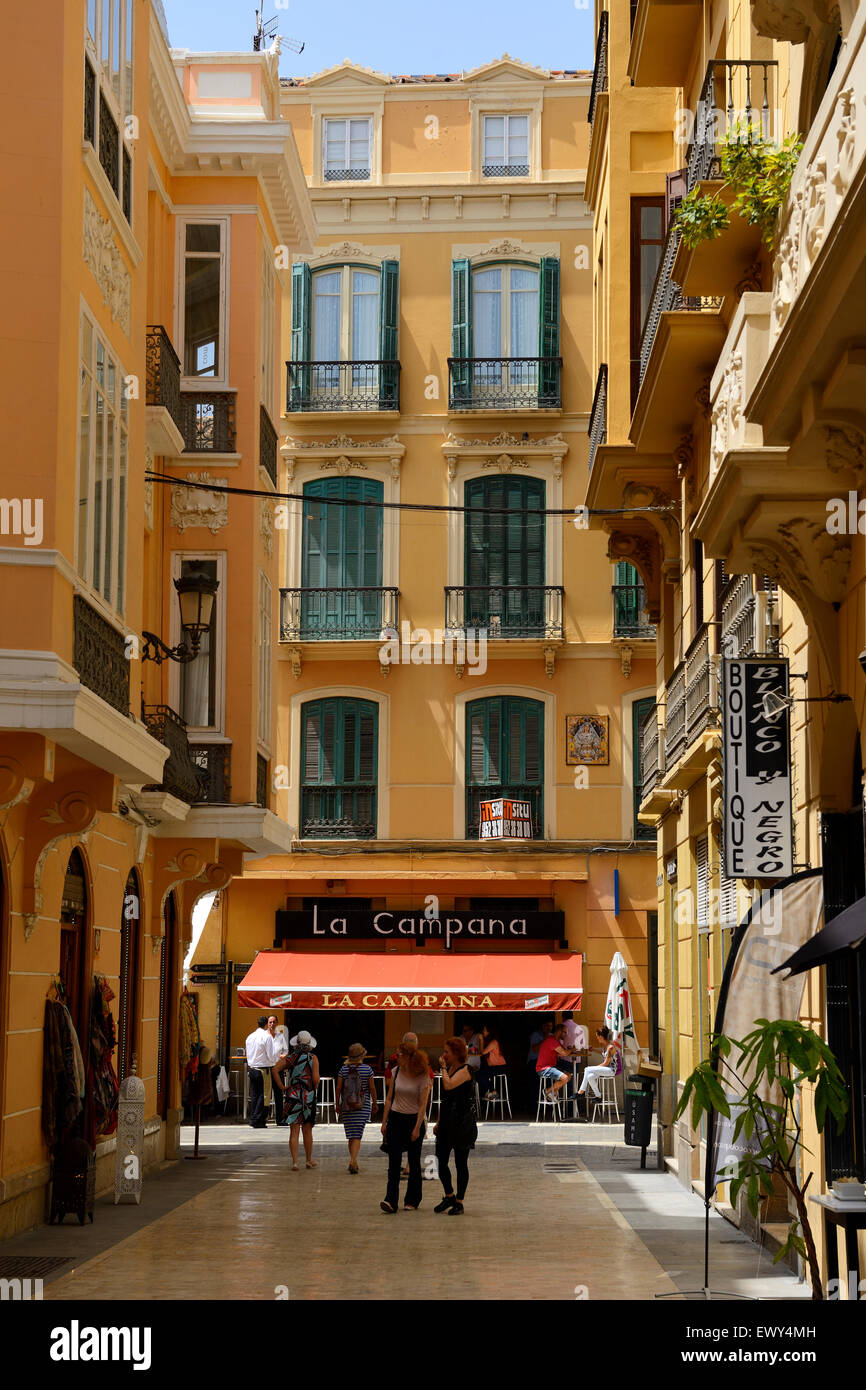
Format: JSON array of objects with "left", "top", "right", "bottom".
[
  {"left": 289, "top": 261, "right": 399, "bottom": 411},
  {"left": 463, "top": 476, "right": 545, "bottom": 636},
  {"left": 301, "top": 698, "right": 378, "bottom": 838},
  {"left": 465, "top": 696, "right": 544, "bottom": 839},
  {"left": 450, "top": 258, "right": 560, "bottom": 408},
  {"left": 301, "top": 478, "right": 384, "bottom": 638}
]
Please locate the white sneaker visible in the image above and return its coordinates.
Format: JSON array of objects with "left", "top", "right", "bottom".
[{"left": 545, "top": 1088, "right": 559, "bottom": 1102}]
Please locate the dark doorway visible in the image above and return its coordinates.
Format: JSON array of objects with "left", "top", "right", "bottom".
[
  {"left": 455, "top": 1010, "right": 557, "bottom": 1116},
  {"left": 59, "top": 850, "right": 89, "bottom": 1038},
  {"left": 284, "top": 1010, "right": 385, "bottom": 1079}
]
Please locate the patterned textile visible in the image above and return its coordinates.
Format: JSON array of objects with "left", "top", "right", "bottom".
[
  {"left": 86, "top": 976, "right": 120, "bottom": 1144},
  {"left": 282, "top": 1049, "right": 317, "bottom": 1126},
  {"left": 179, "top": 989, "right": 201, "bottom": 1080},
  {"left": 42, "top": 1000, "right": 84, "bottom": 1149},
  {"left": 338, "top": 1062, "right": 373, "bottom": 1139}
]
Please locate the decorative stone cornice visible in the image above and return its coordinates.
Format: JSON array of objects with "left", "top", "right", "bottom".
[
  {"left": 441, "top": 431, "right": 568, "bottom": 481},
  {"left": 83, "top": 189, "right": 131, "bottom": 336},
  {"left": 751, "top": 0, "right": 839, "bottom": 43},
  {"left": 281, "top": 433, "right": 405, "bottom": 485}
]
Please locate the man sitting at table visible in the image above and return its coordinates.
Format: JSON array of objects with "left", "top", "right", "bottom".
[{"left": 536, "top": 1023, "right": 577, "bottom": 1106}]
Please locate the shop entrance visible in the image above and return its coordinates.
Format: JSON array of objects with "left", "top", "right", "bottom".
[
  {"left": 455, "top": 1009, "right": 558, "bottom": 1117},
  {"left": 283, "top": 1010, "right": 386, "bottom": 1078}
]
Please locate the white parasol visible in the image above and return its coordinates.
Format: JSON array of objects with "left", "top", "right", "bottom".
[{"left": 604, "top": 951, "right": 639, "bottom": 1071}]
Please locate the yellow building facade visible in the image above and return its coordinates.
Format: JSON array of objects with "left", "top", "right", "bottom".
[
  {"left": 0, "top": 1, "right": 313, "bottom": 1235},
  {"left": 585, "top": 0, "right": 866, "bottom": 1278}
]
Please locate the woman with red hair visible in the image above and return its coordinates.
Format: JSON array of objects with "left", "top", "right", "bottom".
[{"left": 379, "top": 1039, "right": 431, "bottom": 1213}]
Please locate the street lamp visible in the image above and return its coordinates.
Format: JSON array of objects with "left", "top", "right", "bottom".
[{"left": 141, "top": 563, "right": 219, "bottom": 665}]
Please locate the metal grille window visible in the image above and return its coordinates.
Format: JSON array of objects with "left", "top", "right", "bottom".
[
  {"left": 323, "top": 117, "right": 372, "bottom": 181},
  {"left": 301, "top": 698, "right": 378, "bottom": 838},
  {"left": 76, "top": 309, "right": 128, "bottom": 615},
  {"left": 83, "top": 0, "right": 134, "bottom": 223},
  {"left": 482, "top": 114, "right": 530, "bottom": 176}
]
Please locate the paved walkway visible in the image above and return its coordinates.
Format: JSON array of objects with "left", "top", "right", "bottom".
[{"left": 0, "top": 1121, "right": 810, "bottom": 1301}]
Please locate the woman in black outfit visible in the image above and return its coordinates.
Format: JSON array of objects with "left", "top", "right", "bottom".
[{"left": 433, "top": 1036, "right": 477, "bottom": 1216}]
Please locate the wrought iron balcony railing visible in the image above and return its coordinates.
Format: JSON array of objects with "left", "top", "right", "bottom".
[
  {"left": 588, "top": 363, "right": 607, "bottom": 474},
  {"left": 639, "top": 707, "right": 663, "bottom": 802},
  {"left": 73, "top": 595, "right": 129, "bottom": 715},
  {"left": 588, "top": 10, "right": 609, "bottom": 134},
  {"left": 190, "top": 743, "right": 231, "bottom": 804},
  {"left": 280, "top": 587, "right": 399, "bottom": 642},
  {"left": 287, "top": 360, "right": 400, "bottom": 413},
  {"left": 256, "top": 753, "right": 269, "bottom": 810},
  {"left": 684, "top": 624, "right": 719, "bottom": 741},
  {"left": 613, "top": 583, "right": 655, "bottom": 639},
  {"left": 636, "top": 222, "right": 721, "bottom": 395},
  {"left": 260, "top": 404, "right": 277, "bottom": 485},
  {"left": 447, "top": 357, "right": 562, "bottom": 410},
  {"left": 466, "top": 785, "right": 543, "bottom": 841},
  {"left": 720, "top": 573, "right": 778, "bottom": 658},
  {"left": 301, "top": 786, "right": 377, "bottom": 838},
  {"left": 141, "top": 704, "right": 201, "bottom": 804},
  {"left": 664, "top": 664, "right": 687, "bottom": 768},
  {"left": 445, "top": 586, "right": 564, "bottom": 640},
  {"left": 180, "top": 392, "right": 237, "bottom": 453},
  {"left": 146, "top": 327, "right": 182, "bottom": 433},
  {"left": 687, "top": 60, "right": 778, "bottom": 190}
]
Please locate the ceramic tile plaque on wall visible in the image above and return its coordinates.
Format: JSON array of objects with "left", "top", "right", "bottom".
[{"left": 566, "top": 714, "right": 609, "bottom": 765}]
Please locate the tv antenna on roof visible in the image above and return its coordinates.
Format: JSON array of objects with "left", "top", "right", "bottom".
[{"left": 253, "top": 7, "right": 305, "bottom": 53}]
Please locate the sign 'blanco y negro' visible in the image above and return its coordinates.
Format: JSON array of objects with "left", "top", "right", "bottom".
[{"left": 723, "top": 659, "right": 793, "bottom": 879}]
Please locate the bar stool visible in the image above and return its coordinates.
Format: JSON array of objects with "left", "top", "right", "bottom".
[
  {"left": 536, "top": 1084, "right": 566, "bottom": 1123},
  {"left": 483, "top": 1073, "right": 512, "bottom": 1120},
  {"left": 427, "top": 1075, "right": 442, "bottom": 1121},
  {"left": 591, "top": 1073, "right": 620, "bottom": 1123},
  {"left": 317, "top": 1076, "right": 337, "bottom": 1123}
]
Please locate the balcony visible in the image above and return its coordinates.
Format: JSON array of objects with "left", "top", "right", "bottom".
[
  {"left": 664, "top": 664, "right": 687, "bottom": 769},
  {"left": 72, "top": 595, "right": 129, "bottom": 715},
  {"left": 301, "top": 786, "right": 376, "bottom": 839},
  {"left": 613, "top": 582, "right": 655, "bottom": 640},
  {"left": 260, "top": 405, "right": 277, "bottom": 486},
  {"left": 721, "top": 575, "right": 777, "bottom": 659},
  {"left": 445, "top": 586, "right": 564, "bottom": 641},
  {"left": 629, "top": 1, "right": 702, "bottom": 88},
  {"left": 657, "top": 626, "right": 721, "bottom": 793},
  {"left": 671, "top": 62, "right": 778, "bottom": 300},
  {"left": 587, "top": 11, "right": 608, "bottom": 137},
  {"left": 141, "top": 704, "right": 201, "bottom": 804},
  {"left": 447, "top": 358, "right": 561, "bottom": 411},
  {"left": 180, "top": 392, "right": 237, "bottom": 454},
  {"left": 466, "top": 785, "right": 543, "bottom": 841},
  {"left": 145, "top": 327, "right": 183, "bottom": 456},
  {"left": 587, "top": 364, "right": 607, "bottom": 475},
  {"left": 684, "top": 625, "right": 718, "bottom": 743},
  {"left": 190, "top": 743, "right": 231, "bottom": 804},
  {"left": 280, "top": 587, "right": 399, "bottom": 643},
  {"left": 639, "top": 707, "right": 663, "bottom": 800},
  {"left": 287, "top": 361, "right": 400, "bottom": 413}
]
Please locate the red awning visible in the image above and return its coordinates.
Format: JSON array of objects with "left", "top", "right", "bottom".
[{"left": 236, "top": 951, "right": 582, "bottom": 1011}]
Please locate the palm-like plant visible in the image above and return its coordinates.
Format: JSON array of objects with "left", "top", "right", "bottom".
[{"left": 675, "top": 1019, "right": 848, "bottom": 1300}]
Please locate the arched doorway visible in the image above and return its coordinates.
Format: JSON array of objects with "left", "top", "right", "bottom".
[
  {"left": 59, "top": 849, "right": 91, "bottom": 1037},
  {"left": 118, "top": 870, "right": 141, "bottom": 1082}
]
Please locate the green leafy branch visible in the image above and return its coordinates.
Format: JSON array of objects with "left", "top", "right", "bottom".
[
  {"left": 674, "top": 126, "right": 804, "bottom": 252},
  {"left": 674, "top": 1019, "right": 848, "bottom": 1299}
]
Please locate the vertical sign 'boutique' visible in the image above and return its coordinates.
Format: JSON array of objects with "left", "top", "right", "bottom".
[{"left": 723, "top": 659, "right": 793, "bottom": 879}]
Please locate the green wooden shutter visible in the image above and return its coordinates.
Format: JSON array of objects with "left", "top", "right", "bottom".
[
  {"left": 342, "top": 704, "right": 357, "bottom": 782},
  {"left": 303, "top": 703, "right": 321, "bottom": 783},
  {"left": 290, "top": 262, "right": 311, "bottom": 407},
  {"left": 538, "top": 256, "right": 560, "bottom": 406},
  {"left": 358, "top": 707, "right": 376, "bottom": 783},
  {"left": 468, "top": 701, "right": 488, "bottom": 784},
  {"left": 633, "top": 697, "right": 655, "bottom": 840},
  {"left": 378, "top": 260, "right": 399, "bottom": 408},
  {"left": 451, "top": 258, "right": 472, "bottom": 403},
  {"left": 464, "top": 478, "right": 487, "bottom": 591}
]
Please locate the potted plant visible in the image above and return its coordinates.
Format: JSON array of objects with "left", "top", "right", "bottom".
[
  {"left": 675, "top": 1019, "right": 848, "bottom": 1300},
  {"left": 674, "top": 125, "right": 804, "bottom": 252}
]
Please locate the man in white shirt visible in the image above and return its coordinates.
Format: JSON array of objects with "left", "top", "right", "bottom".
[
  {"left": 268, "top": 1017, "right": 289, "bottom": 1124},
  {"left": 245, "top": 1015, "right": 276, "bottom": 1128}
]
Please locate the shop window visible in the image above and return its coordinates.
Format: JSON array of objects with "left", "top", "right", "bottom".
[
  {"left": 465, "top": 695, "right": 544, "bottom": 839},
  {"left": 301, "top": 697, "right": 378, "bottom": 839}
]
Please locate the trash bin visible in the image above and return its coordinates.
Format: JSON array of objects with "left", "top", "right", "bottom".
[{"left": 624, "top": 1075, "right": 655, "bottom": 1149}]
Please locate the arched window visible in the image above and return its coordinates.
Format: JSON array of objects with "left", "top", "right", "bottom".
[
  {"left": 301, "top": 697, "right": 378, "bottom": 839},
  {"left": 466, "top": 696, "right": 544, "bottom": 839},
  {"left": 118, "top": 870, "right": 140, "bottom": 1081},
  {"left": 59, "top": 849, "right": 89, "bottom": 1035}
]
